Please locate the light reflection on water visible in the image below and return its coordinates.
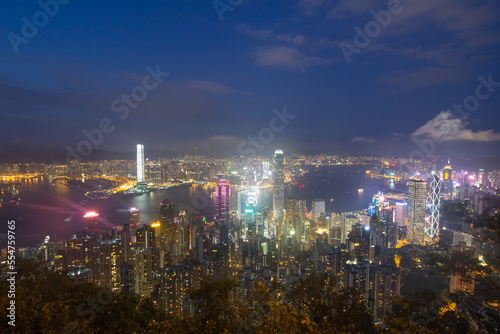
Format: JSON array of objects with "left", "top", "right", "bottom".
[{"left": 0, "top": 165, "right": 404, "bottom": 246}]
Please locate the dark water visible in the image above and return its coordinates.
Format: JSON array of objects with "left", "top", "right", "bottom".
[
  {"left": 0, "top": 180, "right": 215, "bottom": 247},
  {"left": 0, "top": 165, "right": 405, "bottom": 247},
  {"left": 287, "top": 165, "right": 405, "bottom": 213}
]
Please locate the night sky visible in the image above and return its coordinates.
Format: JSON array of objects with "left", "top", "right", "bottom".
[{"left": 1, "top": 0, "right": 500, "bottom": 160}]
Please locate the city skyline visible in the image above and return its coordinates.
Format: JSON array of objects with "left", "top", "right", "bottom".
[
  {"left": 1, "top": 2, "right": 500, "bottom": 332},
  {"left": 1, "top": 1, "right": 500, "bottom": 161}
]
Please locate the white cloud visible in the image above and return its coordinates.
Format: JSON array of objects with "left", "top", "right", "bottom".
[
  {"left": 351, "top": 136, "right": 376, "bottom": 143},
  {"left": 412, "top": 111, "right": 500, "bottom": 142},
  {"left": 254, "top": 46, "right": 334, "bottom": 71},
  {"left": 236, "top": 24, "right": 274, "bottom": 39}
]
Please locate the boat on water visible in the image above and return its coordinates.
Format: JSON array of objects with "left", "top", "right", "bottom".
[
  {"left": 116, "top": 192, "right": 146, "bottom": 198},
  {"left": 9, "top": 197, "right": 20, "bottom": 205}
]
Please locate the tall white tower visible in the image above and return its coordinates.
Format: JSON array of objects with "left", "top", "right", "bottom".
[
  {"left": 426, "top": 171, "right": 442, "bottom": 239},
  {"left": 136, "top": 144, "right": 145, "bottom": 183}
]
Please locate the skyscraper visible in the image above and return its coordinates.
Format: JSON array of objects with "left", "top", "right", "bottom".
[
  {"left": 273, "top": 150, "right": 285, "bottom": 220},
  {"left": 285, "top": 197, "right": 306, "bottom": 241},
  {"left": 394, "top": 202, "right": 407, "bottom": 227},
  {"left": 312, "top": 199, "right": 326, "bottom": 220},
  {"left": 159, "top": 198, "right": 177, "bottom": 247},
  {"left": 214, "top": 178, "right": 231, "bottom": 244},
  {"left": 426, "top": 172, "right": 442, "bottom": 239},
  {"left": 160, "top": 199, "right": 175, "bottom": 229},
  {"left": 442, "top": 160, "right": 453, "bottom": 196},
  {"left": 262, "top": 161, "right": 270, "bottom": 180},
  {"left": 407, "top": 180, "right": 427, "bottom": 245},
  {"left": 128, "top": 207, "right": 140, "bottom": 225},
  {"left": 244, "top": 190, "right": 258, "bottom": 239},
  {"left": 83, "top": 211, "right": 100, "bottom": 232},
  {"left": 137, "top": 144, "right": 145, "bottom": 183}
]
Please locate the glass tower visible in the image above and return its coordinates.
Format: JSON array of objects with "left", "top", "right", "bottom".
[
  {"left": 137, "top": 144, "right": 145, "bottom": 183},
  {"left": 214, "top": 178, "right": 231, "bottom": 228},
  {"left": 273, "top": 150, "right": 285, "bottom": 219},
  {"left": 407, "top": 179, "right": 427, "bottom": 245},
  {"left": 426, "top": 171, "right": 442, "bottom": 239}
]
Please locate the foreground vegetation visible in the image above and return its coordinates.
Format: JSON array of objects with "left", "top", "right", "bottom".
[{"left": 2, "top": 259, "right": 499, "bottom": 333}]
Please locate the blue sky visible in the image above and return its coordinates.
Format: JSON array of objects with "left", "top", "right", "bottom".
[{"left": 1, "top": 0, "right": 500, "bottom": 160}]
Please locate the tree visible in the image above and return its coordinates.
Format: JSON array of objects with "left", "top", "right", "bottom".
[
  {"left": 288, "top": 275, "right": 376, "bottom": 333},
  {"left": 189, "top": 278, "right": 241, "bottom": 333}
]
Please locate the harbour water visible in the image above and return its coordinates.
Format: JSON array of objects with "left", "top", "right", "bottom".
[{"left": 0, "top": 164, "right": 405, "bottom": 247}]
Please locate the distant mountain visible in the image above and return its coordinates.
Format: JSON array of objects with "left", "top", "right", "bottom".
[
  {"left": 450, "top": 157, "right": 500, "bottom": 171},
  {"left": 0, "top": 147, "right": 178, "bottom": 164}
]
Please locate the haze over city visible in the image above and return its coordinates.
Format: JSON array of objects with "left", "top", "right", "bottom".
[
  {"left": 1, "top": 0, "right": 500, "bottom": 160},
  {"left": 1, "top": 1, "right": 500, "bottom": 333}
]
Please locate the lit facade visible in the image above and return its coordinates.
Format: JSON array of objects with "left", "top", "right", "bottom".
[
  {"left": 214, "top": 178, "right": 231, "bottom": 243},
  {"left": 137, "top": 144, "right": 145, "bottom": 183},
  {"left": 128, "top": 207, "right": 140, "bottom": 225},
  {"left": 394, "top": 202, "right": 407, "bottom": 227},
  {"left": 426, "top": 171, "right": 441, "bottom": 239},
  {"left": 312, "top": 199, "right": 325, "bottom": 220},
  {"left": 273, "top": 150, "right": 285, "bottom": 220},
  {"left": 407, "top": 179, "right": 427, "bottom": 245},
  {"left": 442, "top": 161, "right": 453, "bottom": 195},
  {"left": 262, "top": 161, "right": 270, "bottom": 180},
  {"left": 83, "top": 211, "right": 100, "bottom": 232}
]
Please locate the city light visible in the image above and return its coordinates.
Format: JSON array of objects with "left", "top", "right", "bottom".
[{"left": 2, "top": 2, "right": 499, "bottom": 327}]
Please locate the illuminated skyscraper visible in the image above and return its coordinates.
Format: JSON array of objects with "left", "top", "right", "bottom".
[
  {"left": 160, "top": 199, "right": 175, "bottom": 229},
  {"left": 137, "top": 144, "right": 145, "bottom": 183},
  {"left": 407, "top": 180, "right": 427, "bottom": 245},
  {"left": 83, "top": 211, "right": 100, "bottom": 232},
  {"left": 215, "top": 178, "right": 231, "bottom": 227},
  {"left": 214, "top": 178, "right": 231, "bottom": 244},
  {"left": 244, "top": 190, "right": 258, "bottom": 239},
  {"left": 159, "top": 198, "right": 177, "bottom": 247},
  {"left": 273, "top": 150, "right": 285, "bottom": 219},
  {"left": 285, "top": 197, "right": 306, "bottom": 240},
  {"left": 262, "top": 161, "right": 270, "bottom": 180},
  {"left": 394, "top": 202, "right": 407, "bottom": 227},
  {"left": 426, "top": 172, "right": 442, "bottom": 239},
  {"left": 442, "top": 160, "right": 453, "bottom": 195},
  {"left": 312, "top": 199, "right": 325, "bottom": 220},
  {"left": 128, "top": 207, "right": 140, "bottom": 225}
]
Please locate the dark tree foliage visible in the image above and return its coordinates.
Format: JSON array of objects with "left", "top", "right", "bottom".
[
  {"left": 3, "top": 258, "right": 499, "bottom": 333},
  {"left": 288, "top": 275, "right": 377, "bottom": 334},
  {"left": 0, "top": 259, "right": 169, "bottom": 334}
]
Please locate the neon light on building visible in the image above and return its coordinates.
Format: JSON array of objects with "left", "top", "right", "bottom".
[
  {"left": 426, "top": 171, "right": 442, "bottom": 239},
  {"left": 136, "top": 144, "right": 145, "bottom": 183}
]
